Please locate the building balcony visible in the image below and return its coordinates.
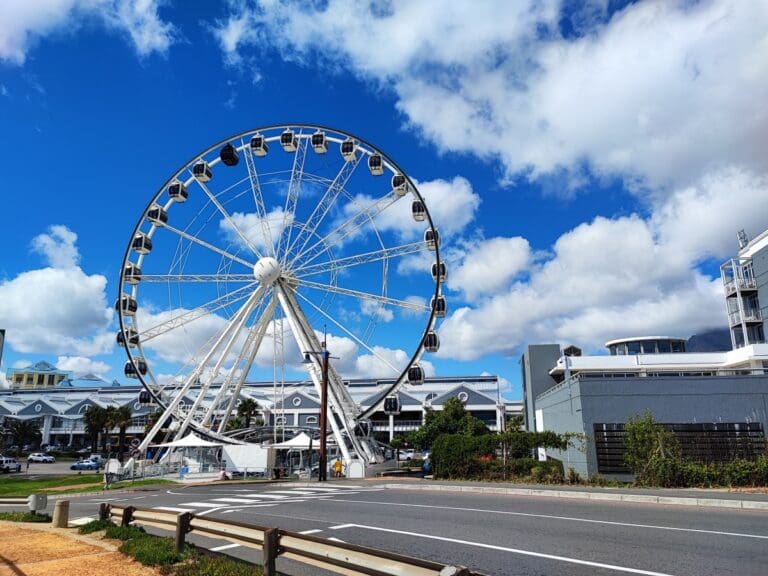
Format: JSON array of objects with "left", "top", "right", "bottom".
[
  {"left": 729, "top": 309, "right": 763, "bottom": 326},
  {"left": 724, "top": 277, "right": 757, "bottom": 295}
]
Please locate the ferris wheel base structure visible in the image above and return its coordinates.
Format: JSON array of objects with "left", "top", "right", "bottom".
[{"left": 116, "top": 124, "right": 445, "bottom": 473}]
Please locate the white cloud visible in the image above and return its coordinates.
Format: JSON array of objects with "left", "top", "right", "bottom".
[
  {"left": 0, "top": 0, "right": 176, "bottom": 65},
  {"left": 360, "top": 300, "right": 393, "bottom": 323},
  {"left": 219, "top": 207, "right": 292, "bottom": 254},
  {"left": 0, "top": 225, "right": 114, "bottom": 356},
  {"left": 0, "top": 372, "right": 9, "bottom": 389},
  {"left": 56, "top": 355, "right": 111, "bottom": 377},
  {"left": 12, "top": 359, "right": 32, "bottom": 369},
  {"left": 216, "top": 1, "right": 768, "bottom": 195},
  {"left": 447, "top": 237, "right": 531, "bottom": 301},
  {"left": 31, "top": 225, "right": 80, "bottom": 268}
]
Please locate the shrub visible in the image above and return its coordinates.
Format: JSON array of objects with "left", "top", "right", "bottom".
[
  {"left": 567, "top": 467, "right": 582, "bottom": 485},
  {"left": 78, "top": 518, "right": 114, "bottom": 534},
  {"left": 119, "top": 535, "right": 184, "bottom": 566},
  {"left": 0, "top": 511, "right": 51, "bottom": 523},
  {"left": 105, "top": 523, "right": 146, "bottom": 541},
  {"left": 172, "top": 553, "right": 259, "bottom": 576}
]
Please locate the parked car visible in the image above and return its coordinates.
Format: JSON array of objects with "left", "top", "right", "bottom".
[
  {"left": 70, "top": 460, "right": 100, "bottom": 471},
  {"left": 0, "top": 456, "right": 22, "bottom": 473},
  {"left": 398, "top": 449, "right": 416, "bottom": 461},
  {"left": 76, "top": 447, "right": 91, "bottom": 455},
  {"left": 28, "top": 453, "right": 55, "bottom": 463}
]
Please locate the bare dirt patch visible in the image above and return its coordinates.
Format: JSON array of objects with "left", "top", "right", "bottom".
[{"left": 0, "top": 524, "right": 160, "bottom": 576}]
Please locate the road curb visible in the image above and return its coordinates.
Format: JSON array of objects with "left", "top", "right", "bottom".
[{"left": 382, "top": 483, "right": 768, "bottom": 511}]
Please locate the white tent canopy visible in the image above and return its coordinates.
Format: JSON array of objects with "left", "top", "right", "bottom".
[
  {"left": 268, "top": 432, "right": 316, "bottom": 450},
  {"left": 152, "top": 433, "right": 224, "bottom": 448}
]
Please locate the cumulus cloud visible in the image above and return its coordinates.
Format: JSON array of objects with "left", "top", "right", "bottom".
[
  {"left": 32, "top": 225, "right": 80, "bottom": 268},
  {"left": 447, "top": 237, "right": 531, "bottom": 301},
  {"left": 56, "top": 355, "right": 111, "bottom": 377},
  {"left": 219, "top": 207, "right": 292, "bottom": 254},
  {"left": 0, "top": 226, "right": 114, "bottom": 356},
  {"left": 214, "top": 0, "right": 768, "bottom": 195},
  {"left": 0, "top": 0, "right": 176, "bottom": 65}
]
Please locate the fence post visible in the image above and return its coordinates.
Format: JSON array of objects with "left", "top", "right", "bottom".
[
  {"left": 121, "top": 506, "right": 135, "bottom": 527},
  {"left": 175, "top": 512, "right": 192, "bottom": 553},
  {"left": 262, "top": 527, "right": 278, "bottom": 576},
  {"left": 99, "top": 503, "right": 110, "bottom": 521}
]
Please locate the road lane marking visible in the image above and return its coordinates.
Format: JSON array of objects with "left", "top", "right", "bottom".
[
  {"left": 329, "top": 523, "right": 355, "bottom": 530},
  {"left": 299, "top": 529, "right": 323, "bottom": 534},
  {"left": 211, "top": 498, "right": 262, "bottom": 503},
  {"left": 333, "top": 499, "right": 768, "bottom": 540},
  {"left": 210, "top": 543, "right": 241, "bottom": 551},
  {"left": 242, "top": 494, "right": 289, "bottom": 499},
  {"left": 334, "top": 523, "right": 676, "bottom": 576},
  {"left": 327, "top": 537, "right": 346, "bottom": 543},
  {"left": 181, "top": 502, "right": 224, "bottom": 508},
  {"left": 156, "top": 506, "right": 196, "bottom": 513}
]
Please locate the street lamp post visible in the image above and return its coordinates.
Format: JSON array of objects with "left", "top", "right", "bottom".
[{"left": 303, "top": 348, "right": 331, "bottom": 482}]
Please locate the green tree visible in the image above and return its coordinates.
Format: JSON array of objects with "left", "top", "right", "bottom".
[
  {"left": 107, "top": 405, "right": 134, "bottom": 462},
  {"left": 6, "top": 419, "right": 41, "bottom": 457},
  {"left": 237, "top": 398, "right": 261, "bottom": 429},
  {"left": 143, "top": 410, "right": 164, "bottom": 445},
  {"left": 505, "top": 414, "right": 524, "bottom": 431},
  {"left": 82, "top": 405, "right": 109, "bottom": 454},
  {"left": 624, "top": 410, "right": 681, "bottom": 486},
  {"left": 407, "top": 397, "right": 488, "bottom": 449}
]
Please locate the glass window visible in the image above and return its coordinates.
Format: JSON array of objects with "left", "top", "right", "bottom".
[
  {"left": 641, "top": 341, "right": 657, "bottom": 354},
  {"left": 657, "top": 340, "right": 671, "bottom": 353},
  {"left": 627, "top": 341, "right": 641, "bottom": 354}
]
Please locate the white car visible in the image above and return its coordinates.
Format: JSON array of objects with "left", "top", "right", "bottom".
[{"left": 27, "top": 452, "right": 55, "bottom": 463}]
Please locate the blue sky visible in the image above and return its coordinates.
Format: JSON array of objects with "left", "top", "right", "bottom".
[{"left": 0, "top": 1, "right": 766, "bottom": 399}]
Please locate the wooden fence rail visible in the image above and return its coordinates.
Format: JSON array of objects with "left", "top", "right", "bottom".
[{"left": 106, "top": 503, "right": 477, "bottom": 576}]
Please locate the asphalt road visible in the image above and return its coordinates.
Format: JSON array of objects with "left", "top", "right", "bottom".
[{"left": 58, "top": 481, "right": 768, "bottom": 576}]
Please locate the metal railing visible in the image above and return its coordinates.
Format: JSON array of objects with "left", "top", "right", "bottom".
[{"left": 105, "top": 503, "right": 478, "bottom": 576}]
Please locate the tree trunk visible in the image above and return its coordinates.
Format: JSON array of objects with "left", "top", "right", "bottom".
[{"left": 118, "top": 426, "right": 127, "bottom": 462}]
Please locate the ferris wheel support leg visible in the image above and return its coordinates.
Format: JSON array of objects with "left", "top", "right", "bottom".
[
  {"left": 133, "top": 285, "right": 267, "bottom": 457},
  {"left": 273, "top": 283, "right": 356, "bottom": 466},
  {"left": 175, "top": 286, "right": 266, "bottom": 440},
  {"left": 210, "top": 297, "right": 277, "bottom": 432}
]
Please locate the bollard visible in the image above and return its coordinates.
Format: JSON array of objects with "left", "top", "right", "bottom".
[
  {"left": 175, "top": 512, "right": 192, "bottom": 553},
  {"left": 99, "top": 502, "right": 111, "bottom": 521},
  {"left": 52, "top": 500, "right": 70, "bottom": 528}
]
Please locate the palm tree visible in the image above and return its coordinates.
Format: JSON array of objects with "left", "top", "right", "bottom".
[
  {"left": 82, "top": 405, "right": 109, "bottom": 454},
  {"left": 237, "top": 398, "right": 261, "bottom": 429},
  {"left": 7, "top": 419, "right": 41, "bottom": 457},
  {"left": 143, "top": 410, "right": 164, "bottom": 445},
  {"left": 108, "top": 405, "right": 134, "bottom": 462}
]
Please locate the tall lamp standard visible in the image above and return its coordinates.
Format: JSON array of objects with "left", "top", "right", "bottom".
[{"left": 303, "top": 348, "right": 332, "bottom": 482}]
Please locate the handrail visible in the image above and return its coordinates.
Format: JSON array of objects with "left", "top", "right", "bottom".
[{"left": 105, "top": 503, "right": 477, "bottom": 576}]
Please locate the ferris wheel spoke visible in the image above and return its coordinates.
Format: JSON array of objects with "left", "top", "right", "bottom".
[
  {"left": 294, "top": 241, "right": 426, "bottom": 278},
  {"left": 138, "top": 282, "right": 259, "bottom": 343},
  {"left": 193, "top": 177, "right": 263, "bottom": 257},
  {"left": 296, "top": 278, "right": 429, "bottom": 313},
  {"left": 161, "top": 223, "right": 255, "bottom": 269},
  {"left": 276, "top": 135, "right": 309, "bottom": 264},
  {"left": 139, "top": 273, "right": 254, "bottom": 283},
  {"left": 283, "top": 152, "right": 362, "bottom": 264},
  {"left": 289, "top": 191, "right": 398, "bottom": 270},
  {"left": 294, "top": 290, "right": 402, "bottom": 376},
  {"left": 242, "top": 140, "right": 277, "bottom": 258}
]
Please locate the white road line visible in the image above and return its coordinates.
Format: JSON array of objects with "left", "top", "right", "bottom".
[
  {"left": 327, "top": 537, "right": 346, "bottom": 543},
  {"left": 332, "top": 499, "right": 768, "bottom": 541},
  {"left": 181, "top": 502, "right": 225, "bottom": 508},
  {"left": 211, "top": 498, "right": 262, "bottom": 503},
  {"left": 242, "top": 493, "right": 289, "bottom": 499},
  {"left": 156, "top": 506, "right": 196, "bottom": 513},
  {"left": 197, "top": 503, "right": 276, "bottom": 517},
  {"left": 299, "top": 529, "right": 323, "bottom": 535},
  {"left": 263, "top": 490, "right": 320, "bottom": 495},
  {"left": 335, "top": 523, "right": 676, "bottom": 576},
  {"left": 329, "top": 523, "right": 356, "bottom": 530},
  {"left": 210, "top": 543, "right": 241, "bottom": 551},
  {"left": 69, "top": 516, "right": 96, "bottom": 526},
  {"left": 325, "top": 485, "right": 363, "bottom": 489}
]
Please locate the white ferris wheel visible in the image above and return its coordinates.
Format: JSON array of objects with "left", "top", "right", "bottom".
[{"left": 116, "top": 124, "right": 446, "bottom": 466}]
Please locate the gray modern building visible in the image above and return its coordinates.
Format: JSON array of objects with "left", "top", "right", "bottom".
[{"left": 522, "top": 229, "right": 768, "bottom": 479}]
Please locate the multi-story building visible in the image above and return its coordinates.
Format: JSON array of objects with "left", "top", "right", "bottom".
[
  {"left": 6, "top": 361, "right": 71, "bottom": 389},
  {"left": 1, "top": 374, "right": 521, "bottom": 449},
  {"left": 721, "top": 228, "right": 768, "bottom": 348}
]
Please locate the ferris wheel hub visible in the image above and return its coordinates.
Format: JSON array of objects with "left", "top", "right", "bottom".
[{"left": 253, "top": 256, "right": 282, "bottom": 285}]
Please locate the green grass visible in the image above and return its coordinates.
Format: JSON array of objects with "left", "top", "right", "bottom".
[
  {"left": 0, "top": 474, "right": 102, "bottom": 496},
  {"left": 77, "top": 518, "right": 115, "bottom": 534},
  {"left": 0, "top": 511, "right": 52, "bottom": 522},
  {"left": 119, "top": 535, "right": 184, "bottom": 566},
  {"left": 105, "top": 524, "right": 147, "bottom": 541},
  {"left": 172, "top": 552, "right": 263, "bottom": 576}
]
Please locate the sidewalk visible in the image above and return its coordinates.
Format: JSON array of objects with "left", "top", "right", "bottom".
[
  {"left": 378, "top": 477, "right": 768, "bottom": 510},
  {"left": 0, "top": 522, "right": 160, "bottom": 576}
]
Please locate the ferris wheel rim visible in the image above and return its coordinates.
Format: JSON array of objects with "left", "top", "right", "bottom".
[{"left": 117, "top": 123, "right": 443, "bottom": 433}]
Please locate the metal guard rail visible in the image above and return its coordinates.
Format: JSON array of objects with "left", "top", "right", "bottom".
[{"left": 106, "top": 504, "right": 478, "bottom": 576}]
